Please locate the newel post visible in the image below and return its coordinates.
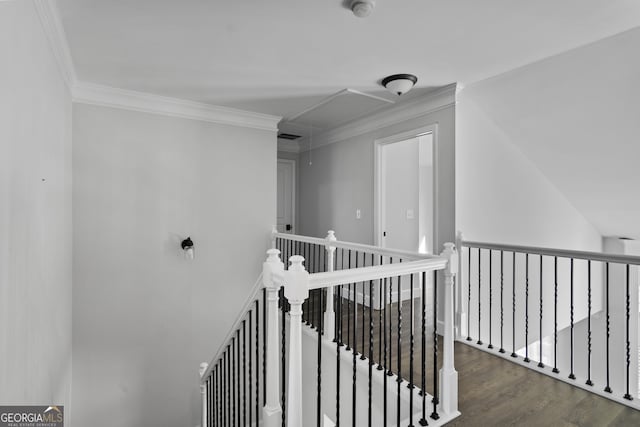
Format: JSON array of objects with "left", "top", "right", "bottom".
[
  {"left": 263, "top": 249, "right": 284, "bottom": 427},
  {"left": 324, "top": 230, "right": 337, "bottom": 341},
  {"left": 199, "top": 362, "right": 208, "bottom": 427},
  {"left": 284, "top": 255, "right": 310, "bottom": 427},
  {"left": 440, "top": 242, "right": 459, "bottom": 415}
]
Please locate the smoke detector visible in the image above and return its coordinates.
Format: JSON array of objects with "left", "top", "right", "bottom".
[{"left": 350, "top": 0, "right": 375, "bottom": 18}]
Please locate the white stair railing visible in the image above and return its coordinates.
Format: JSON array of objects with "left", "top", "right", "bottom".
[{"left": 200, "top": 230, "right": 461, "bottom": 426}]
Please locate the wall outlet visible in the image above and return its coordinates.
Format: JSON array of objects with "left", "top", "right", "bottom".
[
  {"left": 356, "top": 209, "right": 361, "bottom": 219},
  {"left": 406, "top": 209, "right": 414, "bottom": 219}
]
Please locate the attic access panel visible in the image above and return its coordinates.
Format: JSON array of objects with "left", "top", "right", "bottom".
[{"left": 286, "top": 89, "right": 395, "bottom": 129}]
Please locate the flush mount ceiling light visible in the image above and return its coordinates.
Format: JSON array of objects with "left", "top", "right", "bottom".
[
  {"left": 350, "top": 0, "right": 375, "bottom": 18},
  {"left": 381, "top": 74, "right": 418, "bottom": 96}
]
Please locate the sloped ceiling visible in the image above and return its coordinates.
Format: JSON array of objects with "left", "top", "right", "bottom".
[
  {"left": 461, "top": 27, "right": 640, "bottom": 239},
  {"left": 57, "top": 0, "right": 640, "bottom": 118}
]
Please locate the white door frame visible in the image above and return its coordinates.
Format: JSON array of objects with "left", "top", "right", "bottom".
[
  {"left": 277, "top": 158, "right": 297, "bottom": 234},
  {"left": 373, "top": 124, "right": 439, "bottom": 250}
]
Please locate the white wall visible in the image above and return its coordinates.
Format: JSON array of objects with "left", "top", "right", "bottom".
[
  {"left": 0, "top": 0, "right": 72, "bottom": 409},
  {"left": 456, "top": 57, "right": 605, "bottom": 359},
  {"left": 72, "top": 104, "right": 276, "bottom": 427},
  {"left": 298, "top": 103, "right": 455, "bottom": 252}
]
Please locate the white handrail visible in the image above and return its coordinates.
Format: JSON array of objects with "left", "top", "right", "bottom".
[
  {"left": 273, "top": 231, "right": 438, "bottom": 261},
  {"left": 307, "top": 257, "right": 447, "bottom": 290},
  {"left": 463, "top": 239, "right": 640, "bottom": 265}
]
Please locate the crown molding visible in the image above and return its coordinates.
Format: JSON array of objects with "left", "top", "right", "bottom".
[
  {"left": 33, "top": 0, "right": 77, "bottom": 87},
  {"left": 73, "top": 82, "right": 282, "bottom": 132},
  {"left": 277, "top": 139, "right": 301, "bottom": 153},
  {"left": 299, "top": 83, "right": 457, "bottom": 153}
]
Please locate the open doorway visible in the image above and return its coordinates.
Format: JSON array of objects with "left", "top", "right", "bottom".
[
  {"left": 375, "top": 126, "right": 436, "bottom": 254},
  {"left": 277, "top": 159, "right": 296, "bottom": 233}
]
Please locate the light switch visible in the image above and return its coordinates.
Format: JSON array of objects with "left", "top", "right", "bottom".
[
  {"left": 356, "top": 209, "right": 362, "bottom": 219},
  {"left": 406, "top": 209, "right": 414, "bottom": 219}
]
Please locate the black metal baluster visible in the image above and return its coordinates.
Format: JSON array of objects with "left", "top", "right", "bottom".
[
  {"left": 347, "top": 250, "right": 352, "bottom": 351},
  {"left": 489, "top": 250, "right": 493, "bottom": 349},
  {"left": 237, "top": 330, "right": 241, "bottom": 427},
  {"left": 368, "top": 275, "right": 374, "bottom": 427},
  {"left": 224, "top": 349, "right": 228, "bottom": 427},
  {"left": 243, "top": 320, "right": 247, "bottom": 426},
  {"left": 262, "top": 289, "right": 266, "bottom": 406},
  {"left": 524, "top": 254, "right": 530, "bottom": 363},
  {"left": 216, "top": 363, "right": 220, "bottom": 427},
  {"left": 624, "top": 264, "right": 633, "bottom": 400},
  {"left": 409, "top": 273, "right": 415, "bottom": 427},
  {"left": 361, "top": 259, "right": 366, "bottom": 360},
  {"left": 511, "top": 253, "right": 517, "bottom": 359},
  {"left": 353, "top": 287, "right": 357, "bottom": 427},
  {"left": 336, "top": 282, "right": 342, "bottom": 427},
  {"left": 586, "top": 260, "right": 593, "bottom": 386},
  {"left": 467, "top": 247, "right": 472, "bottom": 342},
  {"left": 340, "top": 249, "right": 345, "bottom": 347},
  {"left": 604, "top": 262, "right": 612, "bottom": 393},
  {"left": 569, "top": 258, "right": 575, "bottom": 380},
  {"left": 256, "top": 299, "right": 260, "bottom": 425},
  {"left": 431, "top": 270, "right": 439, "bottom": 420},
  {"left": 378, "top": 255, "right": 384, "bottom": 371},
  {"left": 500, "top": 251, "right": 505, "bottom": 354},
  {"left": 281, "top": 288, "right": 286, "bottom": 427},
  {"left": 397, "top": 274, "right": 402, "bottom": 427},
  {"left": 388, "top": 257, "right": 394, "bottom": 377},
  {"left": 317, "top": 288, "right": 323, "bottom": 427},
  {"left": 538, "top": 256, "right": 544, "bottom": 368},
  {"left": 232, "top": 337, "right": 236, "bottom": 427},
  {"left": 478, "top": 248, "right": 483, "bottom": 345},
  {"left": 553, "top": 257, "right": 559, "bottom": 374},
  {"left": 248, "top": 312, "right": 253, "bottom": 426},
  {"left": 420, "top": 271, "right": 428, "bottom": 426},
  {"left": 383, "top": 272, "right": 388, "bottom": 426}
]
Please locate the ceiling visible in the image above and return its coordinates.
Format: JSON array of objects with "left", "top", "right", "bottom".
[{"left": 57, "top": 0, "right": 640, "bottom": 119}]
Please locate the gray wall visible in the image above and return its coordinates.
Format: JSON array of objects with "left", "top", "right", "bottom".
[
  {"left": 0, "top": 0, "right": 73, "bottom": 408},
  {"left": 72, "top": 104, "right": 276, "bottom": 427},
  {"left": 297, "top": 105, "right": 455, "bottom": 251}
]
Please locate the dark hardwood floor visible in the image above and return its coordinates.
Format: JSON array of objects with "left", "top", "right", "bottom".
[{"left": 314, "top": 295, "right": 640, "bottom": 426}]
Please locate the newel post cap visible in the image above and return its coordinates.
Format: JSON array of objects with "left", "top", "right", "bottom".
[
  {"left": 325, "top": 230, "right": 337, "bottom": 251},
  {"left": 263, "top": 249, "right": 284, "bottom": 289},
  {"left": 441, "top": 242, "right": 458, "bottom": 274},
  {"left": 284, "top": 256, "right": 309, "bottom": 302}
]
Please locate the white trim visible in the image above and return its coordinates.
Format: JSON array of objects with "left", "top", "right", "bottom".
[
  {"left": 33, "top": 0, "right": 77, "bottom": 87},
  {"left": 277, "top": 158, "right": 297, "bottom": 234},
  {"left": 374, "top": 124, "right": 439, "bottom": 250},
  {"left": 299, "top": 83, "right": 456, "bottom": 152},
  {"left": 73, "top": 82, "right": 282, "bottom": 131}
]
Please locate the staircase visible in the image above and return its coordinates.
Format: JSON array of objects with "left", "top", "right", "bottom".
[{"left": 199, "top": 229, "right": 460, "bottom": 426}]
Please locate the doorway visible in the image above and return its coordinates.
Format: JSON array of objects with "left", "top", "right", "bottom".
[
  {"left": 375, "top": 126, "right": 436, "bottom": 254},
  {"left": 277, "top": 159, "right": 296, "bottom": 233}
]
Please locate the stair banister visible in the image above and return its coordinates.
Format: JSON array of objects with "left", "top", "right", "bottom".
[
  {"left": 283, "top": 255, "right": 310, "bottom": 427},
  {"left": 263, "top": 248, "right": 284, "bottom": 427},
  {"left": 440, "top": 242, "right": 459, "bottom": 415},
  {"left": 324, "top": 230, "right": 337, "bottom": 342}
]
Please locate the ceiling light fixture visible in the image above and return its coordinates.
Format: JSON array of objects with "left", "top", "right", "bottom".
[
  {"left": 381, "top": 74, "right": 418, "bottom": 96},
  {"left": 350, "top": 0, "right": 375, "bottom": 18}
]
